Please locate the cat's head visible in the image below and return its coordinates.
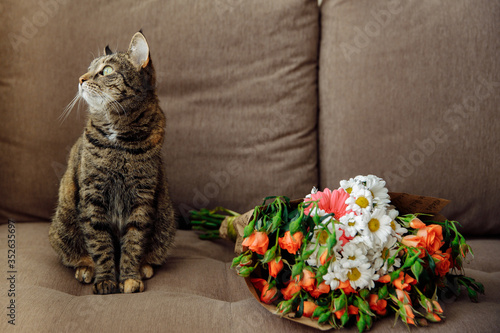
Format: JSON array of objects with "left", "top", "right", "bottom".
[{"left": 77, "top": 32, "right": 156, "bottom": 118}]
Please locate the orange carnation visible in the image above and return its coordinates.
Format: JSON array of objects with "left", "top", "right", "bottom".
[
  {"left": 242, "top": 231, "right": 269, "bottom": 255},
  {"left": 278, "top": 231, "right": 304, "bottom": 254}
]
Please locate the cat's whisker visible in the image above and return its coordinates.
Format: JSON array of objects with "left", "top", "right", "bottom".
[{"left": 59, "top": 93, "right": 81, "bottom": 124}]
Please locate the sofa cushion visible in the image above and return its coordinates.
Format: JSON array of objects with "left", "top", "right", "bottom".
[
  {"left": 0, "top": 0, "right": 319, "bottom": 225},
  {"left": 318, "top": 0, "right": 500, "bottom": 236},
  {"left": 1, "top": 222, "right": 499, "bottom": 332}
]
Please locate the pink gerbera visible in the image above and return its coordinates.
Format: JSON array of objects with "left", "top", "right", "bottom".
[{"left": 304, "top": 188, "right": 350, "bottom": 219}]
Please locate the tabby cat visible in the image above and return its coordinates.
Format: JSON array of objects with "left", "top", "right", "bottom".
[{"left": 49, "top": 32, "right": 176, "bottom": 295}]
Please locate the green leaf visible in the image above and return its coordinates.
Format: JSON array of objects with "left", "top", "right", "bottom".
[
  {"left": 291, "top": 261, "right": 304, "bottom": 279},
  {"left": 340, "top": 309, "right": 349, "bottom": 326},
  {"left": 411, "top": 260, "right": 424, "bottom": 282},
  {"left": 359, "top": 289, "right": 369, "bottom": 299},
  {"left": 277, "top": 300, "right": 293, "bottom": 315},
  {"left": 261, "top": 247, "right": 276, "bottom": 264},
  {"left": 357, "top": 313, "right": 368, "bottom": 333},
  {"left": 289, "top": 215, "right": 303, "bottom": 235},
  {"left": 334, "top": 293, "right": 346, "bottom": 311},
  {"left": 378, "top": 284, "right": 388, "bottom": 300},
  {"left": 243, "top": 219, "right": 255, "bottom": 238},
  {"left": 427, "top": 252, "right": 436, "bottom": 274},
  {"left": 313, "top": 306, "right": 327, "bottom": 318},
  {"left": 326, "top": 232, "right": 337, "bottom": 255},
  {"left": 295, "top": 298, "right": 304, "bottom": 318},
  {"left": 356, "top": 296, "right": 374, "bottom": 316},
  {"left": 318, "top": 312, "right": 331, "bottom": 324}
]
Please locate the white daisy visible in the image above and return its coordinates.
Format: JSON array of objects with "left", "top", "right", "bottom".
[
  {"left": 387, "top": 208, "right": 407, "bottom": 238},
  {"left": 323, "top": 259, "right": 344, "bottom": 289},
  {"left": 345, "top": 185, "right": 373, "bottom": 215},
  {"left": 339, "top": 241, "right": 368, "bottom": 269},
  {"left": 344, "top": 262, "right": 379, "bottom": 290},
  {"left": 373, "top": 236, "right": 401, "bottom": 275},
  {"left": 339, "top": 177, "right": 358, "bottom": 195},
  {"left": 364, "top": 175, "right": 391, "bottom": 209},
  {"left": 361, "top": 208, "right": 392, "bottom": 247},
  {"left": 339, "top": 212, "right": 364, "bottom": 238}
]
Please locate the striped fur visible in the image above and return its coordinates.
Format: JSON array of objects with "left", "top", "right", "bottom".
[{"left": 49, "top": 32, "right": 176, "bottom": 294}]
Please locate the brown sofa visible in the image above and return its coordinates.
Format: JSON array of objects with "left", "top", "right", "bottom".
[{"left": 1, "top": 0, "right": 499, "bottom": 332}]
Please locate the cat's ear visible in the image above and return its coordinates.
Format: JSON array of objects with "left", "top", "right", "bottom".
[
  {"left": 104, "top": 45, "right": 113, "bottom": 56},
  {"left": 127, "top": 32, "right": 149, "bottom": 69}
]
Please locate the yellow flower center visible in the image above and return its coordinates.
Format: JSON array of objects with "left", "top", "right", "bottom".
[
  {"left": 368, "top": 218, "right": 380, "bottom": 232},
  {"left": 346, "top": 187, "right": 352, "bottom": 194},
  {"left": 318, "top": 230, "right": 328, "bottom": 245},
  {"left": 348, "top": 255, "right": 356, "bottom": 261},
  {"left": 382, "top": 247, "right": 390, "bottom": 259},
  {"left": 347, "top": 268, "right": 361, "bottom": 281},
  {"left": 390, "top": 220, "right": 396, "bottom": 231},
  {"left": 355, "top": 197, "right": 369, "bottom": 209}
]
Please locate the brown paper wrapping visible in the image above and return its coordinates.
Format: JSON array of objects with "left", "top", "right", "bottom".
[
  {"left": 224, "top": 193, "right": 451, "bottom": 330},
  {"left": 388, "top": 192, "right": 450, "bottom": 222}
]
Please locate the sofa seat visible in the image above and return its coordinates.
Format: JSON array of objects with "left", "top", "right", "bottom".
[{"left": 1, "top": 222, "right": 499, "bottom": 332}]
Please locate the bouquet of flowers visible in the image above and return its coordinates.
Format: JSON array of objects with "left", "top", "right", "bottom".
[{"left": 191, "top": 175, "right": 484, "bottom": 331}]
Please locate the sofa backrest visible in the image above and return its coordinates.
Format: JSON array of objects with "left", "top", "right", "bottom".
[
  {"left": 318, "top": 0, "right": 499, "bottom": 236},
  {"left": 0, "top": 0, "right": 319, "bottom": 225}
]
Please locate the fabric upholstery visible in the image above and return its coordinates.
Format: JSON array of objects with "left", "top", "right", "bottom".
[
  {"left": 318, "top": 0, "right": 500, "bottom": 236},
  {"left": 1, "top": 223, "right": 499, "bottom": 332},
  {"left": 0, "top": 0, "right": 319, "bottom": 225},
  {"left": 0, "top": 0, "right": 499, "bottom": 332}
]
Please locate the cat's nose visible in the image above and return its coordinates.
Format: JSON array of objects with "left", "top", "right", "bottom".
[{"left": 79, "top": 72, "right": 91, "bottom": 84}]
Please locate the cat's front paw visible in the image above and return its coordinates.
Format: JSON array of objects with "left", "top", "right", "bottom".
[
  {"left": 93, "top": 280, "right": 118, "bottom": 295},
  {"left": 119, "top": 279, "right": 145, "bottom": 293},
  {"left": 75, "top": 266, "right": 94, "bottom": 284}
]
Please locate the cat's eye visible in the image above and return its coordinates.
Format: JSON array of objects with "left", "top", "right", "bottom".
[{"left": 102, "top": 66, "right": 113, "bottom": 76}]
